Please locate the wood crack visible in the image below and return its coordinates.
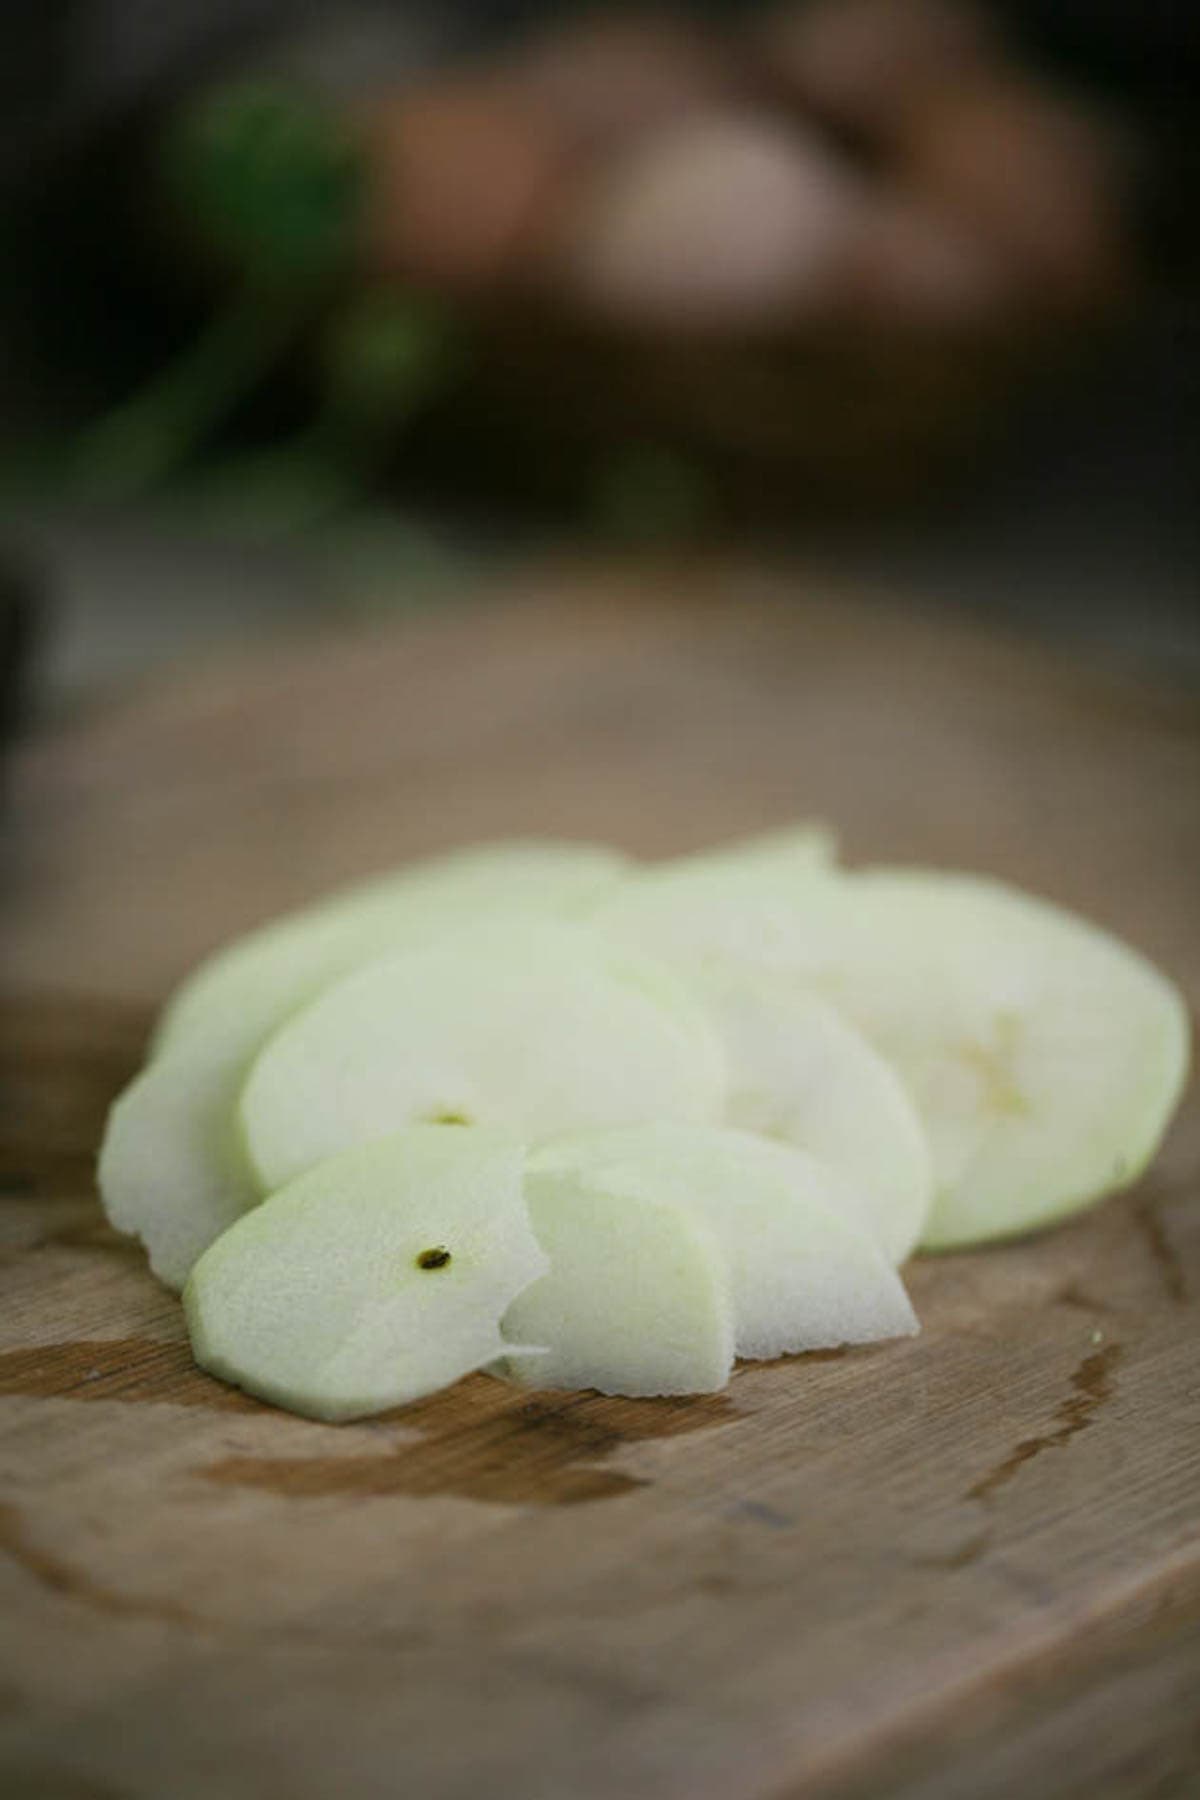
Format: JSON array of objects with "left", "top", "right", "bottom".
[
  {"left": 1132, "top": 1191, "right": 1189, "bottom": 1304},
  {"left": 965, "top": 1343, "right": 1124, "bottom": 1507},
  {"left": 0, "top": 1502, "right": 200, "bottom": 1630},
  {"left": 0, "top": 1502, "right": 425, "bottom": 1652}
]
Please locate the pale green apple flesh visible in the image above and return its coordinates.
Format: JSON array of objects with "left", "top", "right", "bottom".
[
  {"left": 157, "top": 838, "right": 629, "bottom": 1060},
  {"left": 502, "top": 1180, "right": 735, "bottom": 1395},
  {"left": 240, "top": 920, "right": 727, "bottom": 1193},
  {"left": 659, "top": 820, "right": 837, "bottom": 886},
  {"left": 588, "top": 842, "right": 933, "bottom": 1263},
  {"left": 768, "top": 871, "right": 1191, "bottom": 1248},
  {"left": 184, "top": 1127, "right": 546, "bottom": 1421},
  {"left": 526, "top": 1125, "right": 918, "bottom": 1360},
  {"left": 688, "top": 970, "right": 932, "bottom": 1264},
  {"left": 587, "top": 844, "right": 834, "bottom": 977},
  {"left": 99, "top": 827, "right": 1189, "bottom": 1420},
  {"left": 98, "top": 1040, "right": 258, "bottom": 1291},
  {"left": 100, "top": 841, "right": 630, "bottom": 1286}
]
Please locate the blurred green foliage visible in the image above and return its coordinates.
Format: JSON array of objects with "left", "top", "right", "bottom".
[{"left": 165, "top": 79, "right": 363, "bottom": 280}]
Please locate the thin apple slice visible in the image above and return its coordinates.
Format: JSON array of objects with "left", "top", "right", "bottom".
[
  {"left": 770, "top": 870, "right": 1191, "bottom": 1247},
  {"left": 587, "top": 844, "right": 930, "bottom": 1262},
  {"left": 100, "top": 840, "right": 628, "bottom": 1287},
  {"left": 525, "top": 1124, "right": 918, "bottom": 1360},
  {"left": 502, "top": 1182, "right": 735, "bottom": 1396},
  {"left": 157, "top": 838, "right": 629, "bottom": 1061},
  {"left": 98, "top": 1039, "right": 258, "bottom": 1292},
  {"left": 240, "top": 921, "right": 727, "bottom": 1193},
  {"left": 660, "top": 819, "right": 838, "bottom": 885},
  {"left": 707, "top": 971, "right": 932, "bottom": 1263},
  {"left": 184, "top": 1127, "right": 545, "bottom": 1421},
  {"left": 587, "top": 848, "right": 831, "bottom": 977}
]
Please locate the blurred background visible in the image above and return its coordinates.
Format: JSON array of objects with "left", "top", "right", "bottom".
[{"left": 1, "top": 0, "right": 1196, "bottom": 723}]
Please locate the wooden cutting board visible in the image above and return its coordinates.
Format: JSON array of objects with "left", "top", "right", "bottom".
[{"left": 2, "top": 560, "right": 1198, "bottom": 1800}]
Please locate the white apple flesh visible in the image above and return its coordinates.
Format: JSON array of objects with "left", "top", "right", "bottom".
[
  {"left": 588, "top": 840, "right": 933, "bottom": 1263},
  {"left": 184, "top": 1126, "right": 546, "bottom": 1421},
  {"left": 706, "top": 971, "right": 932, "bottom": 1263},
  {"left": 658, "top": 820, "right": 838, "bottom": 885},
  {"left": 526, "top": 1124, "right": 919, "bottom": 1360},
  {"left": 587, "top": 855, "right": 831, "bottom": 980},
  {"left": 240, "top": 921, "right": 727, "bottom": 1193},
  {"left": 98, "top": 1040, "right": 258, "bottom": 1292},
  {"left": 100, "top": 826, "right": 1189, "bottom": 1424},
  {"left": 100, "top": 841, "right": 628, "bottom": 1286},
  {"left": 769, "top": 870, "right": 1192, "bottom": 1247},
  {"left": 157, "top": 838, "right": 629, "bottom": 1060},
  {"left": 502, "top": 1178, "right": 736, "bottom": 1395}
]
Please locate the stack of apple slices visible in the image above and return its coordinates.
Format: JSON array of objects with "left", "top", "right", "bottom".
[{"left": 98, "top": 831, "right": 1190, "bottom": 1422}]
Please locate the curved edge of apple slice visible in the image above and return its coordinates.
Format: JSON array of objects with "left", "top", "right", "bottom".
[
  {"left": 155, "top": 838, "right": 632, "bottom": 1059},
  {"left": 525, "top": 1125, "right": 919, "bottom": 1365},
  {"left": 827, "top": 870, "right": 1193, "bottom": 1250},
  {"left": 702, "top": 970, "right": 933, "bottom": 1264},
  {"left": 236, "top": 919, "right": 728, "bottom": 1195},
  {"left": 500, "top": 1174, "right": 736, "bottom": 1396},
  {"left": 657, "top": 820, "right": 839, "bottom": 885},
  {"left": 184, "top": 1125, "right": 547, "bottom": 1422},
  {"left": 97, "top": 1041, "right": 259, "bottom": 1292}
]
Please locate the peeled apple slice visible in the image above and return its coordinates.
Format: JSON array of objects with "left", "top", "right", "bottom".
[
  {"left": 776, "top": 870, "right": 1192, "bottom": 1248},
  {"left": 98, "top": 1040, "right": 258, "bottom": 1291},
  {"left": 502, "top": 1181, "right": 735, "bottom": 1396},
  {"left": 587, "top": 846, "right": 833, "bottom": 977},
  {"left": 240, "top": 921, "right": 726, "bottom": 1193},
  {"left": 100, "top": 841, "right": 627, "bottom": 1287},
  {"left": 659, "top": 819, "right": 838, "bottom": 885},
  {"left": 184, "top": 1127, "right": 546, "bottom": 1421},
  {"left": 706, "top": 971, "right": 932, "bottom": 1263},
  {"left": 156, "top": 838, "right": 629, "bottom": 1061},
  {"left": 587, "top": 836, "right": 931, "bottom": 1263},
  {"left": 525, "top": 1125, "right": 918, "bottom": 1360}
]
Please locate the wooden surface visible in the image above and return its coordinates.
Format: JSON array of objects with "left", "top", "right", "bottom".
[{"left": 2, "top": 560, "right": 1198, "bottom": 1800}]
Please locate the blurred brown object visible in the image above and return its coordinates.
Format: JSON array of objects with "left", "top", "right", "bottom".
[
  {"left": 897, "top": 77, "right": 1134, "bottom": 308},
  {"left": 388, "top": 303, "right": 1051, "bottom": 519},
  {"left": 832, "top": 195, "right": 1014, "bottom": 324},
  {"left": 360, "top": 77, "right": 572, "bottom": 293},
  {"left": 361, "top": 10, "right": 1134, "bottom": 513},
  {"left": 504, "top": 10, "right": 743, "bottom": 153},
  {"left": 759, "top": 0, "right": 1000, "bottom": 142},
  {"left": 342, "top": 2, "right": 1143, "bottom": 515}
]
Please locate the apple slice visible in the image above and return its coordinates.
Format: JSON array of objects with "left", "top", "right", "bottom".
[
  {"left": 587, "top": 846, "right": 832, "bottom": 976},
  {"left": 240, "top": 920, "right": 727, "bottom": 1193},
  {"left": 502, "top": 1182, "right": 735, "bottom": 1396},
  {"left": 770, "top": 870, "right": 1191, "bottom": 1247},
  {"left": 587, "top": 842, "right": 930, "bottom": 1262},
  {"left": 184, "top": 1127, "right": 546, "bottom": 1421},
  {"left": 156, "top": 838, "right": 629, "bottom": 1060},
  {"left": 658, "top": 819, "right": 838, "bottom": 884},
  {"left": 98, "top": 1039, "right": 259, "bottom": 1292},
  {"left": 524, "top": 1124, "right": 918, "bottom": 1360},
  {"left": 99, "top": 841, "right": 628, "bottom": 1287},
  {"left": 707, "top": 970, "right": 932, "bottom": 1263}
]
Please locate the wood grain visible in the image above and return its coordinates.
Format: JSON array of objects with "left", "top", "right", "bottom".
[{"left": 1, "top": 560, "right": 1197, "bottom": 1800}]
